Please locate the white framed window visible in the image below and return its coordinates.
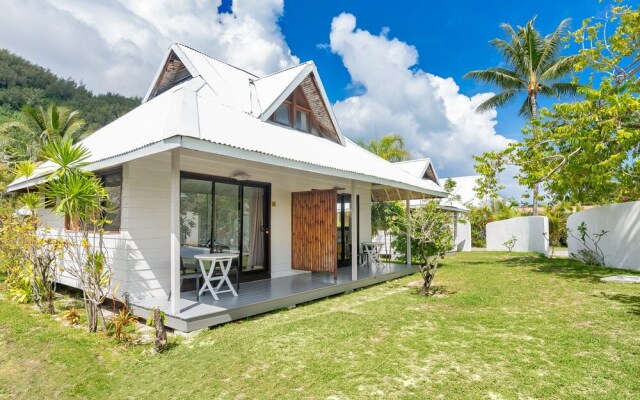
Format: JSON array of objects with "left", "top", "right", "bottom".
[{"left": 295, "top": 110, "right": 309, "bottom": 132}]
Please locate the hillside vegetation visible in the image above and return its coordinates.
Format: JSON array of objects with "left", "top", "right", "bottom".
[{"left": 0, "top": 49, "right": 140, "bottom": 133}]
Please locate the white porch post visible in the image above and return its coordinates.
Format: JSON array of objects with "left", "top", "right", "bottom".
[
  {"left": 170, "top": 149, "right": 181, "bottom": 314},
  {"left": 453, "top": 212, "right": 459, "bottom": 250},
  {"left": 406, "top": 193, "right": 411, "bottom": 266},
  {"left": 350, "top": 181, "right": 358, "bottom": 281}
]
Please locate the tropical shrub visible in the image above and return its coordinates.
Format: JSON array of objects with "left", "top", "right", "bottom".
[
  {"left": 400, "top": 201, "right": 454, "bottom": 295},
  {"left": 569, "top": 222, "right": 608, "bottom": 266},
  {"left": 108, "top": 307, "right": 138, "bottom": 343},
  {"left": 62, "top": 307, "right": 82, "bottom": 325}
]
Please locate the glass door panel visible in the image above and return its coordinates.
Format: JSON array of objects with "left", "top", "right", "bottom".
[
  {"left": 180, "top": 173, "right": 270, "bottom": 282},
  {"left": 214, "top": 182, "right": 240, "bottom": 255},
  {"left": 180, "top": 178, "right": 213, "bottom": 268},
  {"left": 343, "top": 195, "right": 352, "bottom": 263},
  {"left": 337, "top": 194, "right": 352, "bottom": 266},
  {"left": 337, "top": 197, "right": 343, "bottom": 262},
  {"left": 242, "top": 186, "right": 267, "bottom": 272}
]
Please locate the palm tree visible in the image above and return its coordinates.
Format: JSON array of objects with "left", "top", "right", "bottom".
[
  {"left": 1, "top": 103, "right": 84, "bottom": 161},
  {"left": 358, "top": 134, "right": 411, "bottom": 162},
  {"left": 465, "top": 17, "right": 579, "bottom": 215}
]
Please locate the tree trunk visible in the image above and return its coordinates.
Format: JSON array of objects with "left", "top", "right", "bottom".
[
  {"left": 153, "top": 307, "right": 168, "bottom": 352},
  {"left": 420, "top": 262, "right": 436, "bottom": 296},
  {"left": 86, "top": 300, "right": 98, "bottom": 332},
  {"left": 530, "top": 92, "right": 539, "bottom": 216},
  {"left": 532, "top": 183, "right": 539, "bottom": 216},
  {"left": 46, "top": 285, "right": 55, "bottom": 315}
]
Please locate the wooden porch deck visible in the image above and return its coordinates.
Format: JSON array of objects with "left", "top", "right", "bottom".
[{"left": 130, "top": 263, "right": 418, "bottom": 332}]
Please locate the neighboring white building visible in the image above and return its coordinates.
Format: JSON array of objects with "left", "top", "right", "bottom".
[
  {"left": 7, "top": 43, "right": 447, "bottom": 329},
  {"left": 375, "top": 159, "right": 473, "bottom": 253},
  {"left": 436, "top": 175, "right": 502, "bottom": 208}
]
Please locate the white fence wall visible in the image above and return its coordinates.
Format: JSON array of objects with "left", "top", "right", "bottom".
[
  {"left": 486, "top": 216, "right": 549, "bottom": 255},
  {"left": 567, "top": 201, "right": 640, "bottom": 271},
  {"left": 455, "top": 219, "right": 472, "bottom": 252}
]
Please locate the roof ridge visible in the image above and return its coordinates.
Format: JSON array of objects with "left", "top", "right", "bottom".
[
  {"left": 173, "top": 42, "right": 259, "bottom": 78},
  {"left": 394, "top": 158, "right": 432, "bottom": 164},
  {"left": 254, "top": 61, "right": 312, "bottom": 81}
]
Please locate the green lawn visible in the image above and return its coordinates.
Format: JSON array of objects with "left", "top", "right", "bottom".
[{"left": 1, "top": 252, "right": 639, "bottom": 399}]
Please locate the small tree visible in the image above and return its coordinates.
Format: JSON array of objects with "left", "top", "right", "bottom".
[
  {"left": 1, "top": 162, "right": 65, "bottom": 314},
  {"left": 43, "top": 138, "right": 114, "bottom": 332},
  {"left": 408, "top": 201, "right": 454, "bottom": 295}
]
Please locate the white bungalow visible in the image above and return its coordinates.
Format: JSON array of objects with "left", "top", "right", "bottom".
[{"left": 7, "top": 43, "right": 447, "bottom": 331}]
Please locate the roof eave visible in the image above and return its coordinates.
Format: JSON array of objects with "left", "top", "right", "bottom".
[
  {"left": 5, "top": 140, "right": 181, "bottom": 192},
  {"left": 179, "top": 136, "right": 447, "bottom": 198}
]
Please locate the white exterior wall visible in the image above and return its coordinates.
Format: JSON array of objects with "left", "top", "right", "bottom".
[
  {"left": 122, "top": 149, "right": 373, "bottom": 299},
  {"left": 38, "top": 173, "right": 132, "bottom": 299},
  {"left": 567, "top": 201, "right": 640, "bottom": 271},
  {"left": 486, "top": 216, "right": 549, "bottom": 255},
  {"left": 455, "top": 219, "right": 472, "bottom": 251},
  {"left": 37, "top": 149, "right": 376, "bottom": 301},
  {"left": 123, "top": 152, "right": 173, "bottom": 299}
]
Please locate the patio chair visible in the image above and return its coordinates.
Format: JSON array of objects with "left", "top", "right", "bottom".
[{"left": 167, "top": 257, "right": 202, "bottom": 302}]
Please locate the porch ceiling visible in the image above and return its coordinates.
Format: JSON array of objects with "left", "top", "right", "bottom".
[{"left": 371, "top": 185, "right": 441, "bottom": 202}]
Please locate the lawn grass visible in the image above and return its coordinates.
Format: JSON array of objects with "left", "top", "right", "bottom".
[{"left": 1, "top": 252, "right": 639, "bottom": 399}]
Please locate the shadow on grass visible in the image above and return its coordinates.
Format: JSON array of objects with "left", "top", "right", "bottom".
[
  {"left": 498, "top": 254, "right": 619, "bottom": 284},
  {"left": 407, "top": 284, "right": 457, "bottom": 298},
  {"left": 599, "top": 292, "right": 640, "bottom": 316}
]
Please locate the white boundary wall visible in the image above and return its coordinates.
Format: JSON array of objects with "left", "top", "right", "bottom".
[
  {"left": 455, "top": 219, "right": 472, "bottom": 252},
  {"left": 567, "top": 201, "right": 640, "bottom": 271},
  {"left": 486, "top": 216, "right": 549, "bottom": 255}
]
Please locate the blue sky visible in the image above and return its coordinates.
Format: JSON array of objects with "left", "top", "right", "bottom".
[
  {"left": 277, "top": 0, "right": 608, "bottom": 140},
  {"left": 0, "top": 0, "right": 616, "bottom": 199}
]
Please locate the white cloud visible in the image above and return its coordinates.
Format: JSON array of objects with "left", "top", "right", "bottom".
[
  {"left": 0, "top": 0, "right": 299, "bottom": 97},
  {"left": 329, "top": 13, "right": 513, "bottom": 182}
]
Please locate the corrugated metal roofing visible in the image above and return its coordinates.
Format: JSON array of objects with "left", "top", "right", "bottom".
[{"left": 7, "top": 43, "right": 447, "bottom": 198}]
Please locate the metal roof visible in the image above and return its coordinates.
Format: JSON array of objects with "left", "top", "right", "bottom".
[{"left": 7, "top": 43, "right": 447, "bottom": 199}]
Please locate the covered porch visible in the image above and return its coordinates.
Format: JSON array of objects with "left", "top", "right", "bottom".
[
  {"left": 158, "top": 147, "right": 436, "bottom": 326},
  {"left": 130, "top": 262, "right": 418, "bottom": 332}
]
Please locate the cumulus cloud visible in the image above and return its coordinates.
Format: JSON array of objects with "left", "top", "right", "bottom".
[
  {"left": 0, "top": 0, "right": 299, "bottom": 97},
  {"left": 329, "top": 13, "right": 513, "bottom": 180}
]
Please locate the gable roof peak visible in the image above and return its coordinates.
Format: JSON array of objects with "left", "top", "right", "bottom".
[{"left": 171, "top": 42, "right": 260, "bottom": 78}]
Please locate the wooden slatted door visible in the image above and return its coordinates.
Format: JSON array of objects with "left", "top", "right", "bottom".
[{"left": 291, "top": 189, "right": 337, "bottom": 277}]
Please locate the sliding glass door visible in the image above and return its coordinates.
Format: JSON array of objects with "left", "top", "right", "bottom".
[
  {"left": 337, "top": 194, "right": 352, "bottom": 267},
  {"left": 180, "top": 173, "right": 270, "bottom": 281}
]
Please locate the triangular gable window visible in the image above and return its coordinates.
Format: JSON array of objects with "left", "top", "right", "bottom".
[
  {"left": 268, "top": 75, "right": 340, "bottom": 144},
  {"left": 147, "top": 51, "right": 193, "bottom": 101}
]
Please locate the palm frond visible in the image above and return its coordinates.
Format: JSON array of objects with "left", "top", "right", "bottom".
[
  {"left": 41, "top": 137, "right": 91, "bottom": 176},
  {"left": 538, "top": 82, "right": 581, "bottom": 98},
  {"left": 21, "top": 104, "right": 46, "bottom": 133},
  {"left": 49, "top": 103, "right": 60, "bottom": 133},
  {"left": 475, "top": 90, "right": 519, "bottom": 113},
  {"left": 464, "top": 68, "right": 524, "bottom": 90},
  {"left": 522, "top": 18, "right": 543, "bottom": 77},
  {"left": 539, "top": 55, "right": 580, "bottom": 82},
  {"left": 518, "top": 96, "right": 533, "bottom": 118},
  {"left": 536, "top": 18, "right": 571, "bottom": 75}
]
